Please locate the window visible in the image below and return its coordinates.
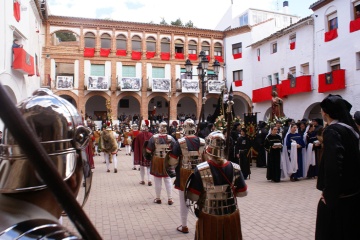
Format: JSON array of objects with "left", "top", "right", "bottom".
[
  {"left": 152, "top": 67, "right": 165, "bottom": 78},
  {"left": 301, "top": 63, "right": 309, "bottom": 75},
  {"left": 289, "top": 34, "right": 296, "bottom": 44},
  {"left": 274, "top": 73, "right": 279, "bottom": 85},
  {"left": 232, "top": 43, "right": 242, "bottom": 54},
  {"left": 356, "top": 52, "right": 360, "bottom": 70},
  {"left": 268, "top": 75, "right": 272, "bottom": 85},
  {"left": 146, "top": 36, "right": 156, "bottom": 52},
  {"left": 329, "top": 58, "right": 340, "bottom": 71},
  {"left": 84, "top": 32, "right": 95, "bottom": 48},
  {"left": 201, "top": 41, "right": 210, "bottom": 55},
  {"left": 116, "top": 34, "right": 127, "bottom": 49},
  {"left": 289, "top": 66, "right": 296, "bottom": 77},
  {"left": 354, "top": 1, "right": 360, "bottom": 20},
  {"left": 327, "top": 12, "right": 338, "bottom": 30},
  {"left": 214, "top": 42, "right": 222, "bottom": 56},
  {"left": 188, "top": 40, "right": 197, "bottom": 54},
  {"left": 233, "top": 70, "right": 243, "bottom": 81},
  {"left": 101, "top": 33, "right": 111, "bottom": 48},
  {"left": 161, "top": 37, "right": 170, "bottom": 52},
  {"left": 239, "top": 13, "right": 248, "bottom": 26},
  {"left": 175, "top": 39, "right": 184, "bottom": 53},
  {"left": 91, "top": 64, "right": 105, "bottom": 76},
  {"left": 131, "top": 35, "right": 142, "bottom": 51},
  {"left": 122, "top": 66, "right": 136, "bottom": 77},
  {"left": 271, "top": 42, "right": 277, "bottom": 54}
]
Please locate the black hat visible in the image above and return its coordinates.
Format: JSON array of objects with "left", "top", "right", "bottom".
[
  {"left": 354, "top": 111, "right": 360, "bottom": 125},
  {"left": 312, "top": 118, "right": 323, "bottom": 126},
  {"left": 320, "top": 94, "right": 352, "bottom": 120}
]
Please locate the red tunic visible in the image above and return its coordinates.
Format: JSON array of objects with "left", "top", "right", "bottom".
[{"left": 133, "top": 131, "right": 153, "bottom": 166}]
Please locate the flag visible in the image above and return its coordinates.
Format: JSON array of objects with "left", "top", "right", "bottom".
[{"left": 244, "top": 113, "right": 258, "bottom": 160}]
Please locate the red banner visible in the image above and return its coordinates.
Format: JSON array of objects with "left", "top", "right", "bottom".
[
  {"left": 175, "top": 52, "right": 184, "bottom": 59},
  {"left": 281, "top": 75, "right": 312, "bottom": 95},
  {"left": 188, "top": 54, "right": 197, "bottom": 61},
  {"left": 206, "top": 55, "right": 210, "bottom": 61},
  {"left": 252, "top": 86, "right": 273, "bottom": 103},
  {"left": 116, "top": 49, "right": 127, "bottom": 56},
  {"left": 146, "top": 51, "right": 155, "bottom": 59},
  {"left": 233, "top": 53, "right": 242, "bottom": 59},
  {"left": 257, "top": 56, "right": 260, "bottom": 61},
  {"left": 350, "top": 18, "right": 360, "bottom": 33},
  {"left": 214, "top": 56, "right": 224, "bottom": 62},
  {"left": 100, "top": 48, "right": 110, "bottom": 57},
  {"left": 234, "top": 80, "right": 242, "bottom": 87},
  {"left": 318, "top": 69, "right": 345, "bottom": 93},
  {"left": 14, "top": 1, "right": 20, "bottom": 22},
  {"left": 84, "top": 48, "right": 95, "bottom": 57},
  {"left": 12, "top": 48, "right": 35, "bottom": 76},
  {"left": 324, "top": 28, "right": 338, "bottom": 42},
  {"left": 131, "top": 51, "right": 142, "bottom": 60},
  {"left": 290, "top": 42, "right": 296, "bottom": 50},
  {"left": 161, "top": 52, "right": 170, "bottom": 60}
]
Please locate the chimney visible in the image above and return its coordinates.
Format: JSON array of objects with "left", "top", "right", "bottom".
[{"left": 283, "top": 1, "right": 289, "bottom": 14}]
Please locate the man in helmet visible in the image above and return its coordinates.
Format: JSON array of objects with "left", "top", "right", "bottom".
[
  {"left": 186, "top": 131, "right": 248, "bottom": 240},
  {"left": 130, "top": 123, "right": 140, "bottom": 170},
  {"left": 133, "top": 120, "right": 153, "bottom": 186},
  {"left": 101, "top": 126, "right": 118, "bottom": 173},
  {"left": 0, "top": 88, "right": 92, "bottom": 239},
  {"left": 145, "top": 121, "right": 176, "bottom": 205},
  {"left": 168, "top": 118, "right": 206, "bottom": 234}
]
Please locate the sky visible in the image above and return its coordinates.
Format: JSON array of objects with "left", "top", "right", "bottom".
[{"left": 47, "top": 0, "right": 316, "bottom": 29}]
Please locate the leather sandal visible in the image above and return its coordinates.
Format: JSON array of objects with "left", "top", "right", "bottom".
[
  {"left": 148, "top": 181, "right": 152, "bottom": 186},
  {"left": 168, "top": 199, "right": 174, "bottom": 205},
  {"left": 139, "top": 181, "right": 145, "bottom": 185},
  {"left": 177, "top": 225, "right": 189, "bottom": 234},
  {"left": 154, "top": 198, "right": 161, "bottom": 204}
]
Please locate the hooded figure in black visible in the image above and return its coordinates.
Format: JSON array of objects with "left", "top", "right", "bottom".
[
  {"left": 255, "top": 121, "right": 268, "bottom": 167},
  {"left": 315, "top": 94, "right": 360, "bottom": 240},
  {"left": 236, "top": 128, "right": 251, "bottom": 179}
]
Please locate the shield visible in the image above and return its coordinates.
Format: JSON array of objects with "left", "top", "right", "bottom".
[{"left": 165, "top": 151, "right": 176, "bottom": 178}]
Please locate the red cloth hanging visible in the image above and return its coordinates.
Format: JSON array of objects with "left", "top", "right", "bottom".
[
  {"left": 234, "top": 80, "right": 242, "bottom": 87},
  {"left": 318, "top": 69, "right": 346, "bottom": 93},
  {"left": 257, "top": 56, "right": 260, "bottom": 61},
  {"left": 12, "top": 48, "right": 35, "bottom": 76},
  {"left": 131, "top": 51, "right": 142, "bottom": 60},
  {"left": 175, "top": 52, "right": 184, "bottom": 59},
  {"left": 100, "top": 48, "right": 111, "bottom": 57},
  {"left": 324, "top": 29, "right": 338, "bottom": 42},
  {"left": 13, "top": 1, "right": 20, "bottom": 22},
  {"left": 206, "top": 55, "right": 210, "bottom": 61},
  {"left": 214, "top": 56, "right": 224, "bottom": 62},
  {"left": 161, "top": 52, "right": 170, "bottom": 60},
  {"left": 281, "top": 75, "right": 312, "bottom": 96},
  {"left": 116, "top": 49, "right": 127, "bottom": 56},
  {"left": 290, "top": 42, "right": 296, "bottom": 50},
  {"left": 84, "top": 48, "right": 95, "bottom": 57},
  {"left": 350, "top": 18, "right": 360, "bottom": 33},
  {"left": 252, "top": 86, "right": 273, "bottom": 103},
  {"left": 233, "top": 53, "right": 242, "bottom": 59},
  {"left": 188, "top": 54, "right": 197, "bottom": 61},
  {"left": 146, "top": 51, "right": 155, "bottom": 59}
]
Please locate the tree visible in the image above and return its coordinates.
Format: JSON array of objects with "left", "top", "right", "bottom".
[
  {"left": 185, "top": 20, "right": 195, "bottom": 28},
  {"left": 55, "top": 31, "right": 76, "bottom": 42},
  {"left": 160, "top": 17, "right": 168, "bottom": 25},
  {"left": 171, "top": 18, "right": 183, "bottom": 26}
]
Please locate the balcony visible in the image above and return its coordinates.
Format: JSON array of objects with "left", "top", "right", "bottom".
[
  {"left": 12, "top": 48, "right": 35, "bottom": 76},
  {"left": 318, "top": 69, "right": 345, "bottom": 93}
]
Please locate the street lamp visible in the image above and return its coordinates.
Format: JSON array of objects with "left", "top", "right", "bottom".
[{"left": 185, "top": 51, "right": 221, "bottom": 123}]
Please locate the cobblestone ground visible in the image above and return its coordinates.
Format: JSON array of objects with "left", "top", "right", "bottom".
[{"left": 63, "top": 150, "right": 319, "bottom": 240}]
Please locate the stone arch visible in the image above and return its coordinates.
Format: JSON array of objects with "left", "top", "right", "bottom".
[
  {"left": 232, "top": 91, "right": 252, "bottom": 109},
  {"left": 51, "top": 30, "right": 80, "bottom": 46},
  {"left": 58, "top": 93, "right": 77, "bottom": 108},
  {"left": 303, "top": 102, "right": 322, "bottom": 120},
  {"left": 54, "top": 90, "right": 79, "bottom": 107},
  {"left": 175, "top": 94, "right": 199, "bottom": 120},
  {"left": 116, "top": 92, "right": 141, "bottom": 119}
]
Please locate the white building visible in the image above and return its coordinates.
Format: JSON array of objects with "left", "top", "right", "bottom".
[{"left": 0, "top": 0, "right": 48, "bottom": 130}]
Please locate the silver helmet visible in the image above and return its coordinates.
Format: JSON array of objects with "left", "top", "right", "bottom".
[
  {"left": 183, "top": 118, "right": 196, "bottom": 136},
  {"left": 158, "top": 121, "right": 168, "bottom": 134},
  {"left": 131, "top": 123, "right": 138, "bottom": 131},
  {"left": 205, "top": 131, "right": 226, "bottom": 159},
  {"left": 0, "top": 88, "right": 91, "bottom": 195}
]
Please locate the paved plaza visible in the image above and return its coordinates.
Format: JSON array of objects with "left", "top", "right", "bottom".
[{"left": 63, "top": 150, "right": 320, "bottom": 240}]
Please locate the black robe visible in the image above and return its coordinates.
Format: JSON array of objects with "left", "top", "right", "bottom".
[
  {"left": 264, "top": 134, "right": 282, "bottom": 182},
  {"left": 316, "top": 123, "right": 360, "bottom": 239},
  {"left": 255, "top": 127, "right": 268, "bottom": 167},
  {"left": 235, "top": 135, "right": 251, "bottom": 179}
]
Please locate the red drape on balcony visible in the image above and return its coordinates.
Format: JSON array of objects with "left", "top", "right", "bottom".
[
  {"left": 214, "top": 56, "right": 224, "bottom": 62},
  {"left": 131, "top": 51, "right": 142, "bottom": 60},
  {"left": 205, "top": 55, "right": 210, "bottom": 61},
  {"left": 116, "top": 49, "right": 127, "bottom": 56},
  {"left": 233, "top": 53, "right": 242, "bottom": 59},
  {"left": 350, "top": 18, "right": 360, "bottom": 33},
  {"left": 324, "top": 29, "right": 338, "bottom": 42},
  {"left": 146, "top": 51, "right": 155, "bottom": 59},
  {"left": 188, "top": 54, "right": 197, "bottom": 61},
  {"left": 100, "top": 48, "right": 111, "bottom": 57},
  {"left": 161, "top": 52, "right": 170, "bottom": 60},
  {"left": 175, "top": 52, "right": 184, "bottom": 59},
  {"left": 84, "top": 48, "right": 95, "bottom": 57},
  {"left": 257, "top": 56, "right": 260, "bottom": 61},
  {"left": 281, "top": 75, "right": 312, "bottom": 96},
  {"left": 290, "top": 42, "right": 296, "bottom": 50},
  {"left": 318, "top": 69, "right": 346, "bottom": 93},
  {"left": 14, "top": 1, "right": 20, "bottom": 22},
  {"left": 12, "top": 48, "right": 35, "bottom": 76},
  {"left": 252, "top": 86, "right": 273, "bottom": 103},
  {"left": 233, "top": 80, "right": 242, "bottom": 87}
]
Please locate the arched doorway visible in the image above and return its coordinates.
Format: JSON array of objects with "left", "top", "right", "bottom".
[
  {"left": 204, "top": 97, "right": 218, "bottom": 121},
  {"left": 148, "top": 96, "right": 169, "bottom": 125},
  {"left": 85, "top": 95, "right": 108, "bottom": 129},
  {"left": 60, "top": 94, "right": 77, "bottom": 108},
  {"left": 304, "top": 102, "right": 322, "bottom": 120},
  {"left": 177, "top": 96, "right": 198, "bottom": 122},
  {"left": 117, "top": 95, "right": 140, "bottom": 123},
  {"left": 263, "top": 107, "right": 272, "bottom": 122},
  {"left": 233, "top": 96, "right": 249, "bottom": 119}
]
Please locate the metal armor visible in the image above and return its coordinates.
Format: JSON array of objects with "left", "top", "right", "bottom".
[
  {"left": 178, "top": 137, "right": 205, "bottom": 170},
  {"left": 197, "top": 162, "right": 241, "bottom": 216},
  {"left": 153, "top": 134, "right": 173, "bottom": 158}
]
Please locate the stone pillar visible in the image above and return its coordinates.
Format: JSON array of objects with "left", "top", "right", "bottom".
[
  {"left": 142, "top": 31, "right": 146, "bottom": 57},
  {"left": 156, "top": 32, "right": 160, "bottom": 58},
  {"left": 184, "top": 35, "right": 188, "bottom": 59},
  {"left": 111, "top": 28, "right": 116, "bottom": 56},
  {"left": 127, "top": 30, "right": 131, "bottom": 57},
  {"left": 171, "top": 33, "right": 174, "bottom": 59}
]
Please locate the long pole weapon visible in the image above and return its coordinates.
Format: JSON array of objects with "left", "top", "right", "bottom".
[
  {"left": 0, "top": 84, "right": 101, "bottom": 240},
  {"left": 225, "top": 94, "right": 234, "bottom": 159}
]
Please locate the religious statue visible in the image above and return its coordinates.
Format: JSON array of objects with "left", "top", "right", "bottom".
[{"left": 270, "top": 90, "right": 284, "bottom": 121}]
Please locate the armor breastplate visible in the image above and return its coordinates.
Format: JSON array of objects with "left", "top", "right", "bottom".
[
  {"left": 153, "top": 135, "right": 171, "bottom": 158},
  {"left": 0, "top": 219, "right": 80, "bottom": 239},
  {"left": 179, "top": 137, "right": 205, "bottom": 170},
  {"left": 198, "top": 162, "right": 238, "bottom": 216}
]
